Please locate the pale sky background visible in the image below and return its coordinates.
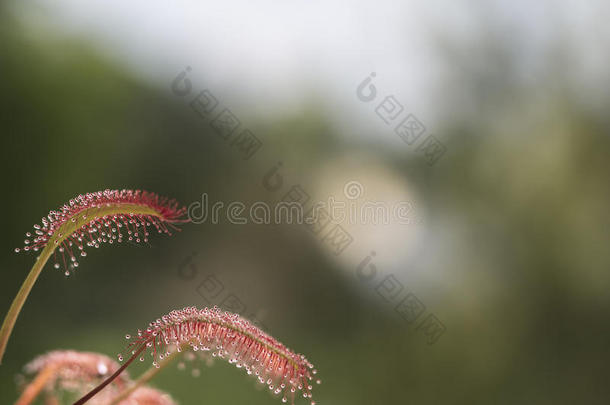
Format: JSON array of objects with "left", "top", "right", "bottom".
[{"left": 13, "top": 0, "right": 610, "bottom": 136}]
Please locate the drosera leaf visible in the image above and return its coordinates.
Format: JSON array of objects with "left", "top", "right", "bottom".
[
  {"left": 15, "top": 189, "right": 188, "bottom": 274},
  {"left": 0, "top": 189, "right": 189, "bottom": 364},
  {"left": 76, "top": 307, "right": 320, "bottom": 405},
  {"left": 15, "top": 350, "right": 129, "bottom": 405}
]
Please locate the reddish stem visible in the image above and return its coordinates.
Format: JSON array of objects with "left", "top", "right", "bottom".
[
  {"left": 15, "top": 363, "right": 59, "bottom": 405},
  {"left": 73, "top": 345, "right": 145, "bottom": 405}
]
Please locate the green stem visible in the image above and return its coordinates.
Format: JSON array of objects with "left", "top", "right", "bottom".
[
  {"left": 108, "top": 349, "right": 182, "bottom": 405},
  {"left": 0, "top": 244, "right": 54, "bottom": 364}
]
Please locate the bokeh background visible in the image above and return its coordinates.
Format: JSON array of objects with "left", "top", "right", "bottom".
[{"left": 1, "top": 0, "right": 610, "bottom": 404}]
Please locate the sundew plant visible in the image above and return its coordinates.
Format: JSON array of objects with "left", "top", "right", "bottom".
[{"left": 2, "top": 189, "right": 319, "bottom": 405}]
